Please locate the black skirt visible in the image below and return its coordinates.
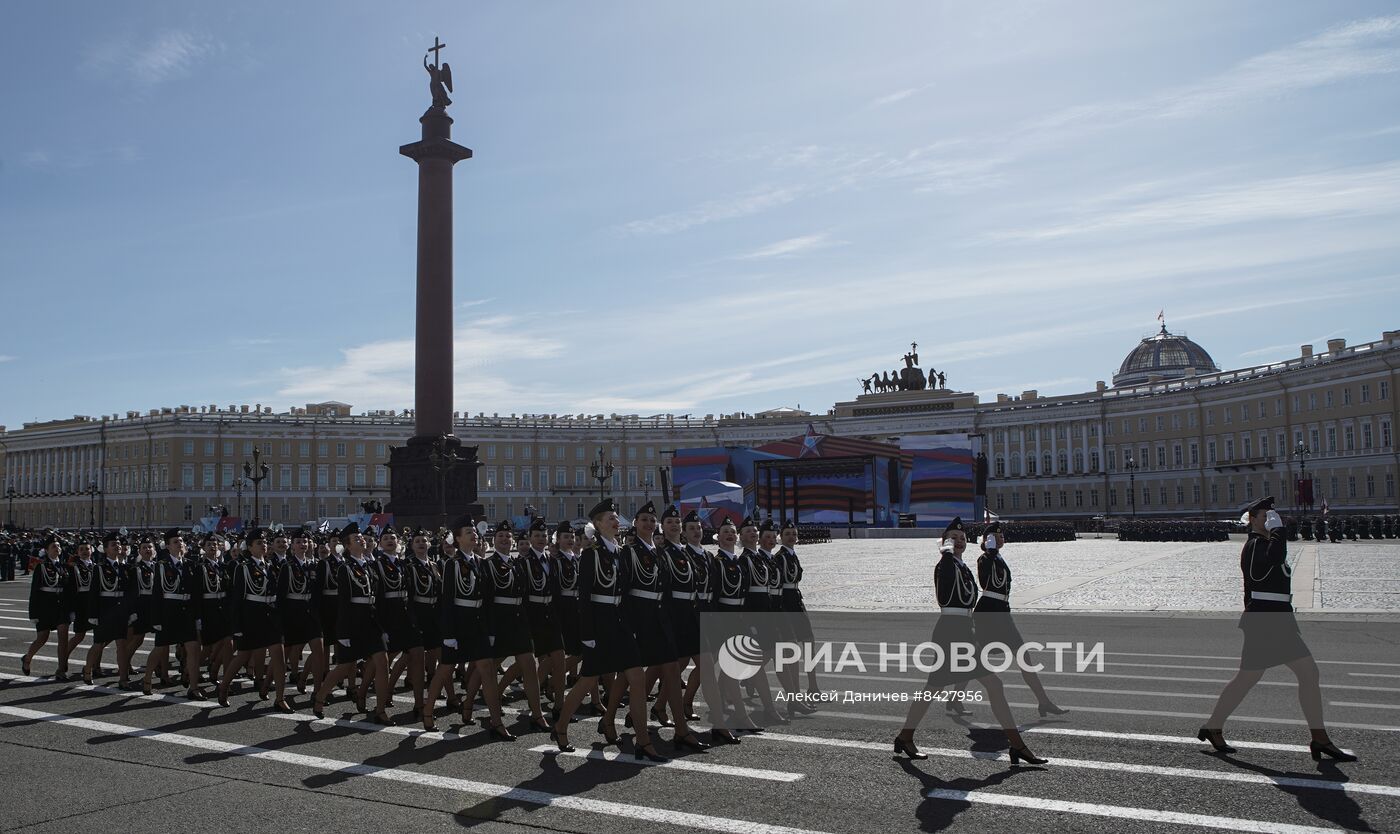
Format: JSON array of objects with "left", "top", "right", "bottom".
[
  {"left": 920, "top": 611, "right": 985, "bottom": 689},
  {"left": 411, "top": 602, "right": 442, "bottom": 650},
  {"left": 155, "top": 606, "right": 198, "bottom": 647},
  {"left": 624, "top": 597, "right": 676, "bottom": 667},
  {"left": 318, "top": 598, "right": 339, "bottom": 644},
  {"left": 130, "top": 594, "right": 156, "bottom": 635},
  {"left": 234, "top": 606, "right": 282, "bottom": 651},
  {"left": 280, "top": 604, "right": 322, "bottom": 645},
  {"left": 579, "top": 603, "right": 642, "bottom": 676},
  {"left": 490, "top": 602, "right": 533, "bottom": 658},
  {"left": 92, "top": 603, "right": 131, "bottom": 644},
  {"left": 1239, "top": 611, "right": 1311, "bottom": 670},
  {"left": 527, "top": 603, "right": 564, "bottom": 656},
  {"left": 665, "top": 598, "right": 701, "bottom": 658},
  {"left": 556, "top": 594, "right": 583, "bottom": 655},
  {"left": 378, "top": 596, "right": 422, "bottom": 652},
  {"left": 335, "top": 624, "right": 388, "bottom": 664},
  {"left": 440, "top": 603, "right": 491, "bottom": 664}
]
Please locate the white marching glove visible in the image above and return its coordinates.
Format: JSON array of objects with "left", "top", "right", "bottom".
[
  {"left": 234, "top": 631, "right": 243, "bottom": 637},
  {"left": 442, "top": 638, "right": 458, "bottom": 649},
  {"left": 338, "top": 638, "right": 350, "bottom": 647},
  {"left": 381, "top": 633, "right": 390, "bottom": 645},
  {"left": 488, "top": 636, "right": 495, "bottom": 646},
  {"left": 1265, "top": 510, "right": 1284, "bottom": 532},
  {"left": 582, "top": 640, "right": 596, "bottom": 648},
  {"left": 89, "top": 618, "right": 98, "bottom": 625},
  {"left": 196, "top": 619, "right": 202, "bottom": 631},
  {"left": 128, "top": 613, "right": 138, "bottom": 624},
  {"left": 154, "top": 625, "right": 162, "bottom": 632},
  {"left": 30, "top": 619, "right": 38, "bottom": 626}
]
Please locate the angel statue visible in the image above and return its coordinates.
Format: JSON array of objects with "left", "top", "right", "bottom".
[{"left": 424, "top": 39, "right": 453, "bottom": 109}]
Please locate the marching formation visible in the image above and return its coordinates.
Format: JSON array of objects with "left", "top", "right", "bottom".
[
  {"left": 18, "top": 498, "right": 824, "bottom": 764},
  {"left": 16, "top": 495, "right": 1363, "bottom": 770}
]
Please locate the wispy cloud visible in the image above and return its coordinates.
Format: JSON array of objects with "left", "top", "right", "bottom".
[
  {"left": 82, "top": 29, "right": 222, "bottom": 87},
  {"left": 0, "top": 355, "right": 14, "bottom": 363},
  {"left": 735, "top": 233, "right": 844, "bottom": 260},
  {"left": 869, "top": 83, "right": 934, "bottom": 108},
  {"left": 617, "top": 185, "right": 802, "bottom": 236},
  {"left": 988, "top": 161, "right": 1400, "bottom": 242},
  {"left": 20, "top": 145, "right": 141, "bottom": 170}
]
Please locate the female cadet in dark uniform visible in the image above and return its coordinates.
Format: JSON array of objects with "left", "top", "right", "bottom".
[
  {"left": 314, "top": 523, "right": 392, "bottom": 723},
  {"left": 372, "top": 526, "right": 422, "bottom": 718},
  {"left": 709, "top": 516, "right": 761, "bottom": 738},
  {"left": 315, "top": 532, "right": 347, "bottom": 695},
  {"left": 552, "top": 521, "right": 585, "bottom": 683},
  {"left": 776, "top": 517, "right": 822, "bottom": 704},
  {"left": 218, "top": 529, "right": 291, "bottom": 712},
  {"left": 21, "top": 533, "right": 68, "bottom": 678},
  {"left": 678, "top": 510, "right": 731, "bottom": 739},
  {"left": 59, "top": 539, "right": 97, "bottom": 680},
  {"left": 651, "top": 504, "right": 710, "bottom": 750},
  {"left": 517, "top": 517, "right": 566, "bottom": 718},
  {"left": 144, "top": 529, "right": 204, "bottom": 698},
  {"left": 757, "top": 518, "right": 806, "bottom": 719},
  {"left": 279, "top": 529, "right": 323, "bottom": 695},
  {"left": 1200, "top": 496, "right": 1356, "bottom": 761},
  {"left": 623, "top": 502, "right": 680, "bottom": 714},
  {"left": 483, "top": 520, "right": 550, "bottom": 731},
  {"left": 196, "top": 534, "right": 233, "bottom": 690},
  {"left": 424, "top": 517, "right": 513, "bottom": 738},
  {"left": 895, "top": 518, "right": 1047, "bottom": 765},
  {"left": 400, "top": 528, "right": 443, "bottom": 717},
  {"left": 973, "top": 521, "right": 1066, "bottom": 717},
  {"left": 119, "top": 536, "right": 162, "bottom": 689},
  {"left": 738, "top": 516, "right": 783, "bottom": 725},
  {"left": 552, "top": 498, "right": 668, "bottom": 761},
  {"left": 83, "top": 532, "right": 133, "bottom": 686}
]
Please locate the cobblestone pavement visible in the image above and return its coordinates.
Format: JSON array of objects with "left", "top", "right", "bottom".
[{"left": 798, "top": 536, "right": 1400, "bottom": 612}]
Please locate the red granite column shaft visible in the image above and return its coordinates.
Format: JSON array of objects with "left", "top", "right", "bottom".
[{"left": 415, "top": 154, "right": 454, "bottom": 439}]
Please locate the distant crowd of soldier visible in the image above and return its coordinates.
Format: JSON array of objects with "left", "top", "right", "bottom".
[
  {"left": 1118, "top": 519, "right": 1233, "bottom": 542},
  {"left": 965, "top": 520, "right": 1076, "bottom": 543},
  {"left": 1297, "top": 515, "right": 1399, "bottom": 542}
]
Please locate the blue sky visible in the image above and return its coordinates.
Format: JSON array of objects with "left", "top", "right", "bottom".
[{"left": 3, "top": 2, "right": 1399, "bottom": 429}]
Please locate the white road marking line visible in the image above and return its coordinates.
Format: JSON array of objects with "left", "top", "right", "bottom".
[
  {"left": 819, "top": 705, "right": 1400, "bottom": 732},
  {"left": 0, "top": 673, "right": 798, "bottom": 783},
  {"left": 922, "top": 788, "right": 1341, "bottom": 834},
  {"left": 1350, "top": 672, "right": 1400, "bottom": 679},
  {"left": 529, "top": 745, "right": 803, "bottom": 782},
  {"left": 1007, "top": 726, "right": 1318, "bottom": 753},
  {"left": 838, "top": 644, "right": 1400, "bottom": 668},
  {"left": 744, "top": 731, "right": 1388, "bottom": 796},
  {"left": 1331, "top": 701, "right": 1400, "bottom": 710},
  {"left": 0, "top": 615, "right": 35, "bottom": 622},
  {"left": 0, "top": 705, "right": 833, "bottom": 834},
  {"left": 800, "top": 667, "right": 1400, "bottom": 694}
]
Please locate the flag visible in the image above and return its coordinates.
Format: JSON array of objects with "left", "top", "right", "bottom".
[
  {"left": 1157, "top": 309, "right": 1164, "bottom": 323},
  {"left": 1322, "top": 499, "right": 1329, "bottom": 515}
]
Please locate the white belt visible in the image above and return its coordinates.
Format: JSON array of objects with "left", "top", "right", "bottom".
[
  {"left": 1250, "top": 591, "right": 1292, "bottom": 602},
  {"left": 286, "top": 592, "right": 312, "bottom": 601},
  {"left": 164, "top": 593, "right": 191, "bottom": 601},
  {"left": 204, "top": 592, "right": 225, "bottom": 600},
  {"left": 140, "top": 590, "right": 154, "bottom": 596},
  {"left": 782, "top": 583, "right": 798, "bottom": 589},
  {"left": 413, "top": 596, "right": 438, "bottom": 604},
  {"left": 527, "top": 594, "right": 553, "bottom": 604},
  {"left": 980, "top": 591, "right": 1009, "bottom": 602},
  {"left": 558, "top": 589, "right": 578, "bottom": 598},
  {"left": 628, "top": 589, "right": 662, "bottom": 600},
  {"left": 453, "top": 598, "right": 482, "bottom": 608},
  {"left": 39, "top": 586, "right": 62, "bottom": 593},
  {"left": 384, "top": 590, "right": 408, "bottom": 599},
  {"left": 940, "top": 607, "right": 972, "bottom": 617},
  {"left": 670, "top": 590, "right": 696, "bottom": 601},
  {"left": 747, "top": 586, "right": 768, "bottom": 593},
  {"left": 718, "top": 597, "right": 744, "bottom": 606},
  {"left": 349, "top": 596, "right": 374, "bottom": 604},
  {"left": 245, "top": 594, "right": 276, "bottom": 604},
  {"left": 589, "top": 593, "right": 621, "bottom": 605},
  {"left": 493, "top": 596, "right": 522, "bottom": 605},
  {"left": 99, "top": 591, "right": 123, "bottom": 598},
  {"left": 767, "top": 588, "right": 781, "bottom": 595},
  {"left": 322, "top": 589, "right": 338, "bottom": 596}
]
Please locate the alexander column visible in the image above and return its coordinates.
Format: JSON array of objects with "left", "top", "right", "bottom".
[{"left": 386, "top": 37, "right": 483, "bottom": 531}]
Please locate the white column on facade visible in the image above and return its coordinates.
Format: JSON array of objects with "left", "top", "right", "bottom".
[{"left": 1018, "top": 424, "right": 1027, "bottom": 477}]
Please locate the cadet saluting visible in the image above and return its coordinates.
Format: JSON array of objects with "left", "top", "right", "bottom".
[{"left": 1199, "top": 496, "right": 1356, "bottom": 762}]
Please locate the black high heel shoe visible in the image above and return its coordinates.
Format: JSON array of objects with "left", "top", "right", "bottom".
[
  {"left": 1038, "top": 702, "right": 1070, "bottom": 717},
  {"left": 21, "top": 657, "right": 32, "bottom": 677},
  {"left": 650, "top": 706, "right": 674, "bottom": 727},
  {"left": 597, "top": 718, "right": 620, "bottom": 747},
  {"left": 675, "top": 731, "right": 710, "bottom": 752},
  {"left": 1310, "top": 740, "right": 1358, "bottom": 762},
  {"left": 1197, "top": 728, "right": 1235, "bottom": 754},
  {"left": 531, "top": 716, "right": 553, "bottom": 733},
  {"left": 313, "top": 696, "right": 326, "bottom": 719},
  {"left": 1008, "top": 746, "right": 1048, "bottom": 765},
  {"left": 635, "top": 742, "right": 670, "bottom": 763},
  {"left": 893, "top": 736, "right": 928, "bottom": 760},
  {"left": 710, "top": 729, "right": 740, "bottom": 746},
  {"left": 489, "top": 719, "right": 517, "bottom": 742},
  {"left": 551, "top": 727, "right": 576, "bottom": 752},
  {"left": 274, "top": 699, "right": 295, "bottom": 714},
  {"left": 369, "top": 710, "right": 392, "bottom": 725},
  {"left": 82, "top": 668, "right": 94, "bottom": 686}
]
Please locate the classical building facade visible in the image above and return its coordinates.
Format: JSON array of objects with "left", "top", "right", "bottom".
[{"left": 2, "top": 330, "right": 1397, "bottom": 529}]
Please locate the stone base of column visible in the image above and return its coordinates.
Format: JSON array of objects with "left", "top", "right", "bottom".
[{"left": 385, "top": 435, "right": 483, "bottom": 532}]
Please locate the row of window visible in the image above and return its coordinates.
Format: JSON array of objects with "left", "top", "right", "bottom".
[
  {"left": 482, "top": 444, "right": 659, "bottom": 462},
  {"left": 993, "top": 473, "right": 1398, "bottom": 511}
]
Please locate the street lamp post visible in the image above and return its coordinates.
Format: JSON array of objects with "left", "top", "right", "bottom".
[
  {"left": 590, "top": 449, "right": 615, "bottom": 504},
  {"left": 86, "top": 481, "right": 98, "bottom": 530},
  {"left": 1294, "top": 442, "right": 1312, "bottom": 512},
  {"left": 1124, "top": 455, "right": 1139, "bottom": 519},
  {"left": 232, "top": 476, "right": 247, "bottom": 522},
  {"left": 4, "top": 482, "right": 15, "bottom": 529},
  {"left": 243, "top": 446, "right": 270, "bottom": 529},
  {"left": 643, "top": 473, "right": 655, "bottom": 504}
]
